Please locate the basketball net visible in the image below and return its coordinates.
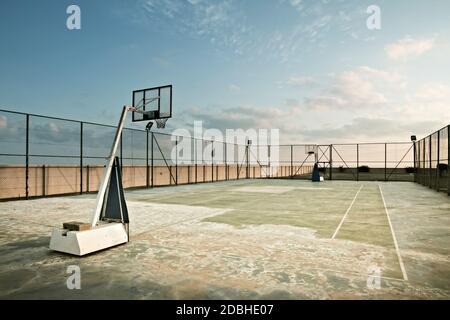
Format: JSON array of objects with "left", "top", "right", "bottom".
[{"left": 155, "top": 118, "right": 168, "bottom": 129}]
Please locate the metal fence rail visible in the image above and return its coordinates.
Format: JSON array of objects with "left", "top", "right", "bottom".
[
  {"left": 0, "top": 109, "right": 294, "bottom": 200},
  {"left": 415, "top": 125, "right": 449, "bottom": 195},
  {"left": 1, "top": 109, "right": 447, "bottom": 200},
  {"left": 255, "top": 142, "right": 415, "bottom": 182}
]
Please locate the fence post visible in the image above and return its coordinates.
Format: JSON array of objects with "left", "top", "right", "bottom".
[
  {"left": 429, "top": 136, "right": 432, "bottom": 189},
  {"left": 225, "top": 142, "right": 228, "bottom": 181},
  {"left": 146, "top": 130, "right": 149, "bottom": 188},
  {"left": 448, "top": 125, "right": 450, "bottom": 196},
  {"left": 329, "top": 144, "right": 333, "bottom": 181},
  {"left": 211, "top": 140, "right": 214, "bottom": 182},
  {"left": 413, "top": 141, "right": 417, "bottom": 183},
  {"left": 356, "top": 144, "right": 359, "bottom": 182},
  {"left": 290, "top": 145, "right": 293, "bottom": 178},
  {"left": 436, "top": 131, "right": 440, "bottom": 191},
  {"left": 87, "top": 165, "right": 90, "bottom": 193},
  {"left": 25, "top": 114, "right": 29, "bottom": 199},
  {"left": 384, "top": 143, "right": 387, "bottom": 182},
  {"left": 42, "top": 165, "right": 46, "bottom": 197},
  {"left": 203, "top": 142, "right": 206, "bottom": 182},
  {"left": 245, "top": 142, "right": 249, "bottom": 179},
  {"left": 423, "top": 138, "right": 426, "bottom": 186},
  {"left": 151, "top": 132, "right": 154, "bottom": 188},
  {"left": 195, "top": 138, "right": 198, "bottom": 184},
  {"left": 417, "top": 141, "right": 421, "bottom": 184},
  {"left": 80, "top": 122, "right": 83, "bottom": 194},
  {"left": 175, "top": 136, "right": 178, "bottom": 185}
]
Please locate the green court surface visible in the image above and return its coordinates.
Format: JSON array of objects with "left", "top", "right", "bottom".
[{"left": 0, "top": 180, "right": 449, "bottom": 299}]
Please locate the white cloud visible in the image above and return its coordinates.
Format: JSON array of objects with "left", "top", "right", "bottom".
[
  {"left": 175, "top": 64, "right": 448, "bottom": 143},
  {"left": 298, "top": 117, "right": 442, "bottom": 143},
  {"left": 228, "top": 84, "right": 241, "bottom": 93},
  {"left": 286, "top": 76, "right": 316, "bottom": 87},
  {"left": 140, "top": 0, "right": 251, "bottom": 54},
  {"left": 305, "top": 66, "right": 406, "bottom": 110},
  {"left": 49, "top": 122, "right": 60, "bottom": 134},
  {"left": 385, "top": 36, "right": 435, "bottom": 60},
  {"left": 398, "top": 83, "right": 450, "bottom": 124},
  {"left": 289, "top": 0, "right": 303, "bottom": 11},
  {"left": 0, "top": 115, "right": 6, "bottom": 129},
  {"left": 135, "top": 0, "right": 373, "bottom": 63},
  {"left": 179, "top": 104, "right": 301, "bottom": 135},
  {"left": 415, "top": 83, "right": 450, "bottom": 100}
]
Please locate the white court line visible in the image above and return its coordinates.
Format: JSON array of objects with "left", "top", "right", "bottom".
[
  {"left": 378, "top": 184, "right": 408, "bottom": 281},
  {"left": 331, "top": 185, "right": 364, "bottom": 239}
]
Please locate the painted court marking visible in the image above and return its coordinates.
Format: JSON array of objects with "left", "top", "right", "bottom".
[
  {"left": 331, "top": 185, "right": 364, "bottom": 239},
  {"left": 234, "top": 186, "right": 297, "bottom": 194},
  {"left": 378, "top": 184, "right": 408, "bottom": 281},
  {"left": 294, "top": 187, "right": 333, "bottom": 191}
]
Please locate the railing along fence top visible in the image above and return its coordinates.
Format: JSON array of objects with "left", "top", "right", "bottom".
[{"left": 1, "top": 109, "right": 448, "bottom": 199}]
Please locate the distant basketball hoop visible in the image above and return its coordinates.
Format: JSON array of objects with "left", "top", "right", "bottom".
[{"left": 305, "top": 145, "right": 318, "bottom": 155}]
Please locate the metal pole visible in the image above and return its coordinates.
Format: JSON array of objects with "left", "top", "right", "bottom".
[
  {"left": 42, "top": 165, "right": 46, "bottom": 197},
  {"left": 329, "top": 144, "right": 333, "bottom": 181},
  {"left": 290, "top": 145, "right": 293, "bottom": 179},
  {"left": 203, "top": 141, "right": 205, "bottom": 182},
  {"left": 413, "top": 141, "right": 417, "bottom": 183},
  {"left": 429, "top": 136, "right": 432, "bottom": 189},
  {"left": 25, "top": 114, "right": 29, "bottom": 199},
  {"left": 87, "top": 165, "right": 90, "bottom": 193},
  {"left": 80, "top": 122, "right": 83, "bottom": 194},
  {"left": 423, "top": 138, "right": 426, "bottom": 186},
  {"left": 417, "top": 141, "right": 420, "bottom": 184},
  {"left": 120, "top": 131, "right": 123, "bottom": 170},
  {"left": 91, "top": 106, "right": 129, "bottom": 227},
  {"left": 151, "top": 132, "right": 154, "bottom": 188},
  {"left": 211, "top": 140, "right": 214, "bottom": 182},
  {"left": 436, "top": 131, "right": 440, "bottom": 191},
  {"left": 447, "top": 125, "right": 450, "bottom": 196},
  {"left": 248, "top": 143, "right": 251, "bottom": 178},
  {"left": 175, "top": 137, "right": 178, "bottom": 185},
  {"left": 384, "top": 143, "right": 387, "bottom": 182},
  {"left": 237, "top": 144, "right": 239, "bottom": 179},
  {"left": 225, "top": 142, "right": 228, "bottom": 181},
  {"left": 195, "top": 139, "right": 198, "bottom": 184},
  {"left": 356, "top": 144, "right": 359, "bottom": 182},
  {"left": 146, "top": 130, "right": 149, "bottom": 188}
]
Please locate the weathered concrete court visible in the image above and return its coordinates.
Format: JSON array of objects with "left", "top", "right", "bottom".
[{"left": 0, "top": 179, "right": 449, "bottom": 299}]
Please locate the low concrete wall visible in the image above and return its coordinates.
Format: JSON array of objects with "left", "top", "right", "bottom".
[{"left": 0, "top": 164, "right": 298, "bottom": 200}]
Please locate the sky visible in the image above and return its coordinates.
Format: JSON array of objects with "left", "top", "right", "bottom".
[{"left": 1, "top": 0, "right": 450, "bottom": 144}]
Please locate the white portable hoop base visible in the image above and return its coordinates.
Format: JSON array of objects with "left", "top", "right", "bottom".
[
  {"left": 49, "top": 223, "right": 128, "bottom": 256},
  {"left": 49, "top": 106, "right": 132, "bottom": 256}
]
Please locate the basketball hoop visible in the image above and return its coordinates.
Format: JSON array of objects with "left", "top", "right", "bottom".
[
  {"left": 132, "top": 85, "right": 172, "bottom": 123},
  {"left": 305, "top": 145, "right": 318, "bottom": 155},
  {"left": 155, "top": 118, "right": 168, "bottom": 129}
]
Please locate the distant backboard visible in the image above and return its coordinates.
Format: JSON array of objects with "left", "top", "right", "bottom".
[
  {"left": 305, "top": 145, "right": 318, "bottom": 155},
  {"left": 132, "top": 85, "right": 172, "bottom": 122}
]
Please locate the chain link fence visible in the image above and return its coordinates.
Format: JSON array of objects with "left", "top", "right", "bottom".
[
  {"left": 0, "top": 109, "right": 293, "bottom": 200},
  {"left": 415, "top": 125, "right": 449, "bottom": 195},
  {"left": 1, "top": 109, "right": 448, "bottom": 200}
]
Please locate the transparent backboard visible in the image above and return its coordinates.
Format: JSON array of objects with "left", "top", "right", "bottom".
[
  {"left": 305, "top": 145, "right": 318, "bottom": 154},
  {"left": 132, "top": 85, "right": 172, "bottom": 122}
]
